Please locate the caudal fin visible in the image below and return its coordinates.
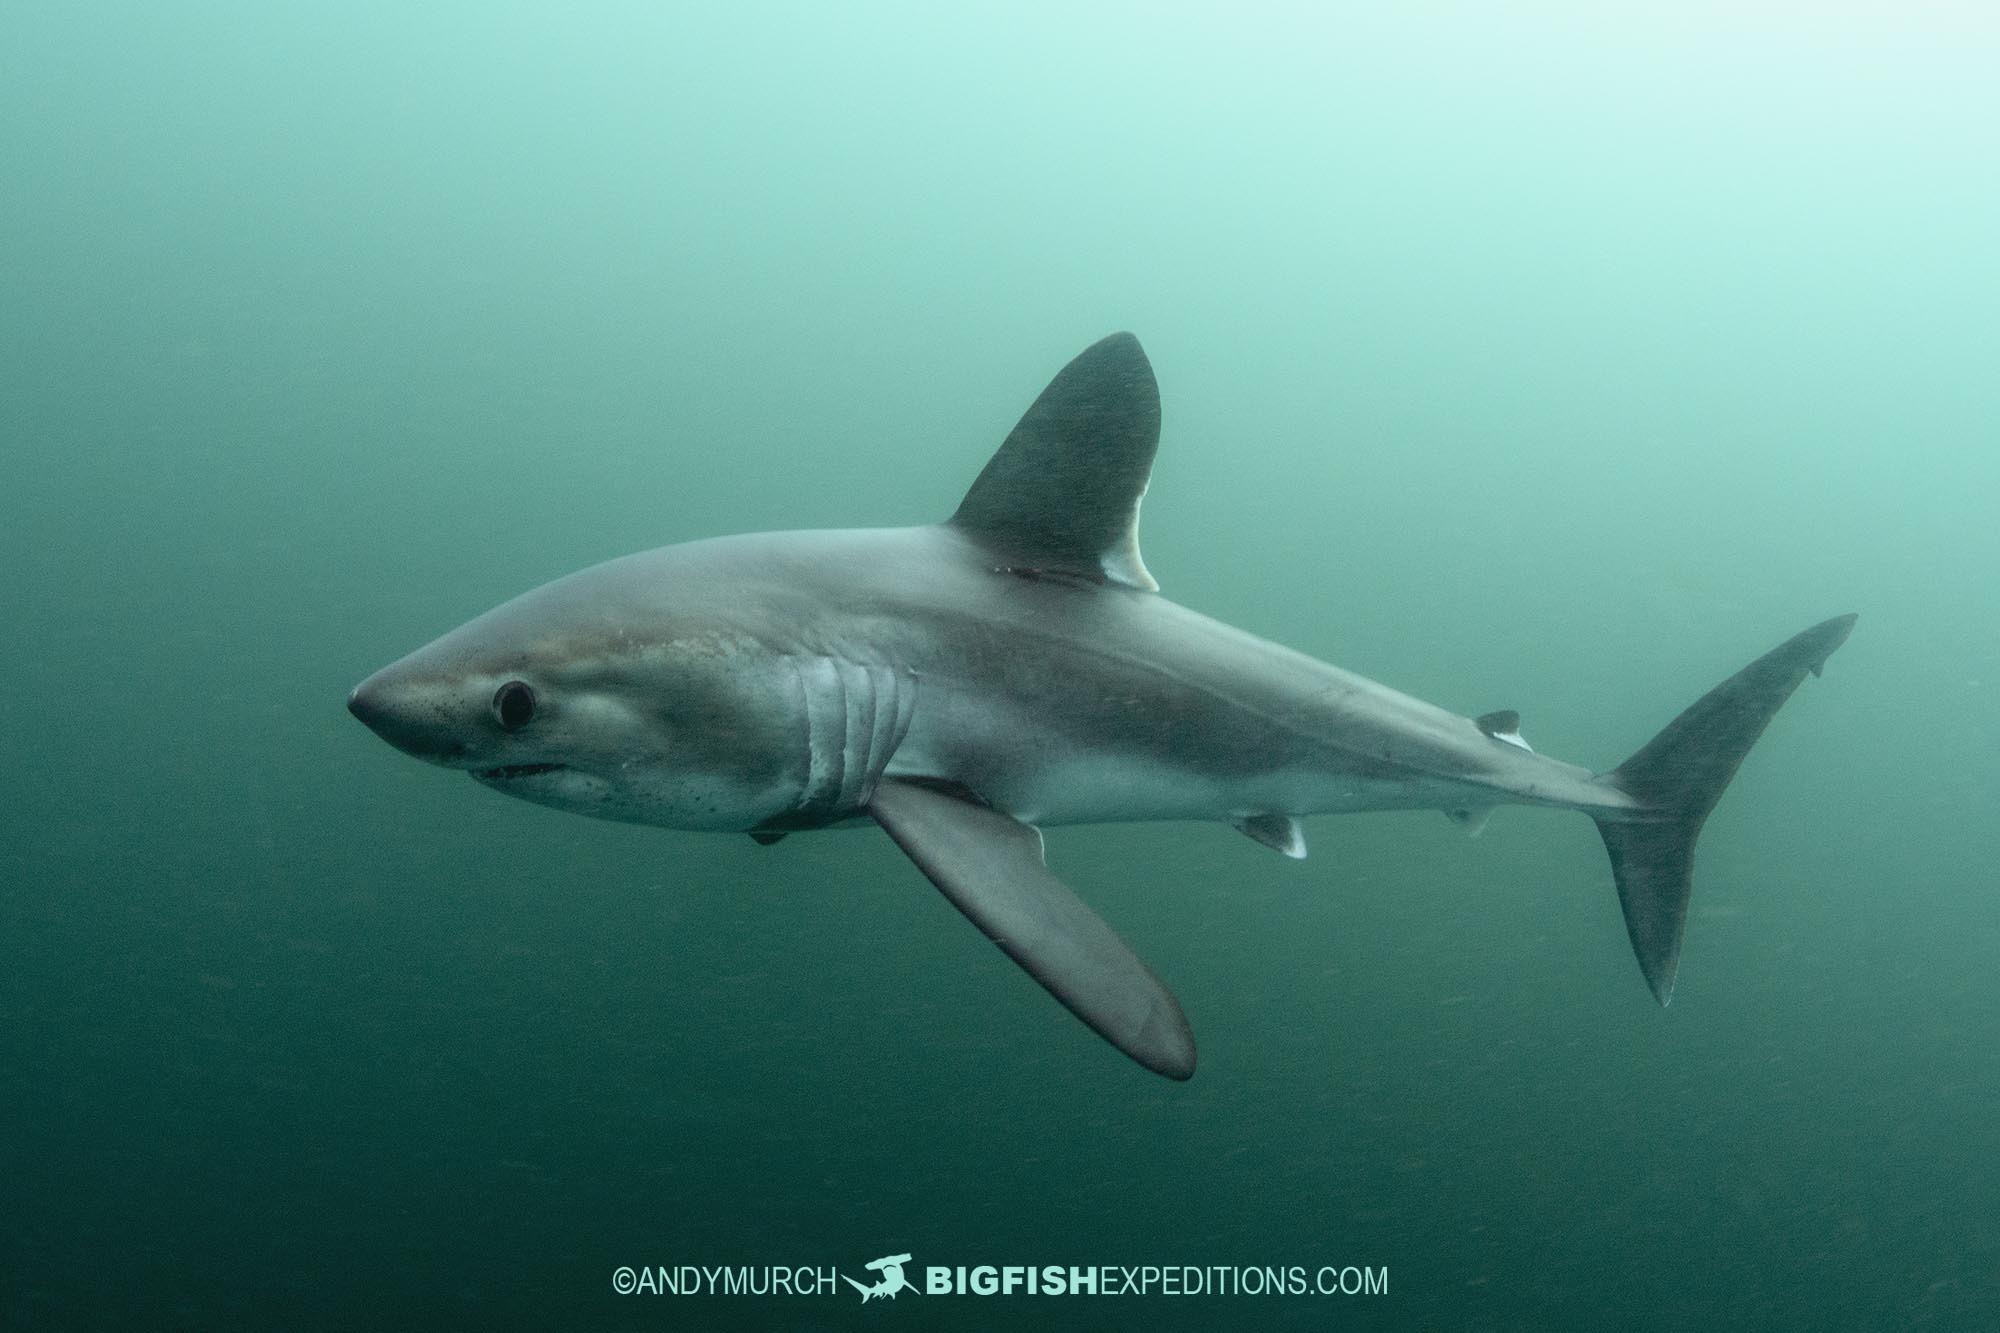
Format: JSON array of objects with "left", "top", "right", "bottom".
[{"left": 1594, "top": 614, "right": 1857, "bottom": 1004}]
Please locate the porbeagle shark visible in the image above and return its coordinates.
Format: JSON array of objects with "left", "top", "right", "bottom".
[{"left": 349, "top": 334, "right": 1854, "bottom": 1080}]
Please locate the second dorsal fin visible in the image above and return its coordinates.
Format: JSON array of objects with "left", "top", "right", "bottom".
[
  {"left": 949, "top": 333, "right": 1161, "bottom": 591},
  {"left": 1476, "top": 709, "right": 1534, "bottom": 752}
]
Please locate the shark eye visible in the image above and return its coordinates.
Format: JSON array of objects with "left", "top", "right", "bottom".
[{"left": 492, "top": 680, "right": 537, "bottom": 731}]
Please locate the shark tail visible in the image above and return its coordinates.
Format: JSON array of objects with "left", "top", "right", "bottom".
[{"left": 1591, "top": 614, "right": 1856, "bottom": 1005}]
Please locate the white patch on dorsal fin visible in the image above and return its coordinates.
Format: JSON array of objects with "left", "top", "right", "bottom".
[
  {"left": 949, "top": 333, "right": 1161, "bottom": 592},
  {"left": 1475, "top": 709, "right": 1533, "bottom": 753},
  {"left": 1445, "top": 806, "right": 1495, "bottom": 837},
  {"left": 1232, "top": 812, "right": 1306, "bottom": 859}
]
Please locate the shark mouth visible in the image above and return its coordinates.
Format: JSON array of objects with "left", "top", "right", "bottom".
[{"left": 476, "top": 762, "right": 566, "bottom": 781}]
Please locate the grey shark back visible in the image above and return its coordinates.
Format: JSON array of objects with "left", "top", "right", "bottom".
[{"left": 348, "top": 333, "right": 1856, "bottom": 1080}]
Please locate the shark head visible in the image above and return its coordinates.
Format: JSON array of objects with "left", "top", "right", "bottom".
[{"left": 347, "top": 548, "right": 818, "bottom": 831}]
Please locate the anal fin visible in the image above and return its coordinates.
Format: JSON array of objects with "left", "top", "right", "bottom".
[
  {"left": 1445, "top": 807, "right": 1495, "bottom": 837},
  {"left": 1232, "top": 813, "right": 1306, "bottom": 859}
]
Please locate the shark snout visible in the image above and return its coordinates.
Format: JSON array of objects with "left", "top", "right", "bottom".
[{"left": 347, "top": 670, "right": 468, "bottom": 765}]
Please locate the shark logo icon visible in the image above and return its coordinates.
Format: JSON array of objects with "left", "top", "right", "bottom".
[{"left": 844, "top": 1253, "right": 920, "bottom": 1302}]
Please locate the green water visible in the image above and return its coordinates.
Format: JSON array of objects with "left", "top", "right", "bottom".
[{"left": 5, "top": 4, "right": 1997, "bottom": 1328}]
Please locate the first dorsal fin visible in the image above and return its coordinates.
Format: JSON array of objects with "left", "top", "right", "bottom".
[{"left": 949, "top": 333, "right": 1161, "bottom": 591}]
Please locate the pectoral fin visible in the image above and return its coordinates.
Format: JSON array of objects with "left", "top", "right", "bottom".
[{"left": 867, "top": 778, "right": 1196, "bottom": 1080}]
